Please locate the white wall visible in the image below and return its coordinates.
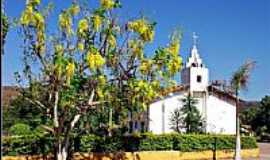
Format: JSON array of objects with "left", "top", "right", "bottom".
[
  {"left": 149, "top": 93, "right": 184, "bottom": 134},
  {"left": 149, "top": 92, "right": 236, "bottom": 135},
  {"left": 189, "top": 67, "right": 209, "bottom": 92},
  {"left": 149, "top": 92, "right": 205, "bottom": 134},
  {"left": 206, "top": 95, "right": 236, "bottom": 134}
]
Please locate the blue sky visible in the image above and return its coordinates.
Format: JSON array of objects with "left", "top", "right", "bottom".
[{"left": 3, "top": 0, "right": 270, "bottom": 100}]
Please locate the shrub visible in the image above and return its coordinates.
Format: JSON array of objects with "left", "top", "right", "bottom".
[
  {"left": 2, "top": 135, "right": 53, "bottom": 156},
  {"left": 80, "top": 134, "right": 97, "bottom": 152},
  {"left": 9, "top": 123, "right": 32, "bottom": 136},
  {"left": 2, "top": 133, "right": 258, "bottom": 156},
  {"left": 139, "top": 133, "right": 174, "bottom": 151},
  {"left": 3, "top": 135, "right": 39, "bottom": 156},
  {"left": 95, "top": 136, "right": 124, "bottom": 152},
  {"left": 241, "top": 136, "right": 258, "bottom": 149},
  {"left": 173, "top": 134, "right": 214, "bottom": 151}
]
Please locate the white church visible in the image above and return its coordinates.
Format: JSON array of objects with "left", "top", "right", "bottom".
[{"left": 129, "top": 33, "right": 240, "bottom": 135}]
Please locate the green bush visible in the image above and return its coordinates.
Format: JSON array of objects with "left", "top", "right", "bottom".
[
  {"left": 79, "top": 133, "right": 257, "bottom": 152},
  {"left": 9, "top": 123, "right": 32, "bottom": 136},
  {"left": 139, "top": 133, "right": 174, "bottom": 151},
  {"left": 241, "top": 136, "right": 258, "bottom": 149},
  {"left": 173, "top": 134, "right": 214, "bottom": 151},
  {"left": 2, "top": 135, "right": 53, "bottom": 156},
  {"left": 2, "top": 133, "right": 258, "bottom": 156}
]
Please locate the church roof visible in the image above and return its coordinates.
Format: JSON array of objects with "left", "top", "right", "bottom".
[
  {"left": 208, "top": 85, "right": 245, "bottom": 105},
  {"left": 152, "top": 84, "right": 245, "bottom": 106},
  {"left": 160, "top": 85, "right": 189, "bottom": 96}
]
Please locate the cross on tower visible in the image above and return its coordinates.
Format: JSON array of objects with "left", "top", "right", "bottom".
[{"left": 192, "top": 32, "right": 199, "bottom": 46}]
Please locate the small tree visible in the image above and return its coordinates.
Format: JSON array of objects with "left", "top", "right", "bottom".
[
  {"left": 169, "top": 107, "right": 183, "bottom": 133},
  {"left": 180, "top": 93, "right": 204, "bottom": 133}
]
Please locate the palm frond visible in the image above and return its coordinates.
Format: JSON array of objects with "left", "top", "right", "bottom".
[{"left": 230, "top": 60, "right": 255, "bottom": 91}]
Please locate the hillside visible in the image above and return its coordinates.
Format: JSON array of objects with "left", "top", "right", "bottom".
[{"left": 1, "top": 86, "right": 20, "bottom": 106}]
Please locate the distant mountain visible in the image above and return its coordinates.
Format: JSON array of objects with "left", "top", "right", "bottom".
[
  {"left": 240, "top": 100, "right": 260, "bottom": 111},
  {"left": 1, "top": 86, "right": 20, "bottom": 106}
]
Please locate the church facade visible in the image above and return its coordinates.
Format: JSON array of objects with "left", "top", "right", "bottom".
[{"left": 129, "top": 33, "right": 239, "bottom": 135}]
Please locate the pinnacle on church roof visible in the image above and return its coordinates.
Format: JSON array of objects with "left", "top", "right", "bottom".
[
  {"left": 185, "top": 32, "right": 205, "bottom": 68},
  {"left": 192, "top": 32, "right": 199, "bottom": 48}
]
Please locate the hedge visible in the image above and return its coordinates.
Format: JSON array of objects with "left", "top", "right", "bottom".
[
  {"left": 2, "top": 135, "right": 54, "bottom": 156},
  {"left": 2, "top": 133, "right": 258, "bottom": 156},
  {"left": 80, "top": 133, "right": 258, "bottom": 152}
]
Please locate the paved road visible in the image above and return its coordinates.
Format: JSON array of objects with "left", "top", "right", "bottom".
[
  {"left": 224, "top": 143, "right": 270, "bottom": 160},
  {"left": 258, "top": 143, "right": 270, "bottom": 160}
]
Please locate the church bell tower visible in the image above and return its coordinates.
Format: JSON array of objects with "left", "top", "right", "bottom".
[{"left": 181, "top": 32, "right": 209, "bottom": 92}]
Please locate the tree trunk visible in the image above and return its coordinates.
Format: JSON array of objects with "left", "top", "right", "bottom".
[
  {"left": 56, "top": 144, "right": 68, "bottom": 160},
  {"left": 108, "top": 107, "right": 113, "bottom": 136},
  {"left": 234, "top": 90, "right": 241, "bottom": 160},
  {"left": 53, "top": 90, "right": 94, "bottom": 160}
]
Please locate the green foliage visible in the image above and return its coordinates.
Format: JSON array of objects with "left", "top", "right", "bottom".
[
  {"left": 240, "top": 107, "right": 259, "bottom": 126},
  {"left": 170, "top": 93, "right": 204, "bottom": 133},
  {"left": 1, "top": 10, "right": 9, "bottom": 53},
  {"left": 173, "top": 134, "right": 214, "bottom": 151},
  {"left": 241, "top": 95, "right": 270, "bottom": 140},
  {"left": 2, "top": 135, "right": 54, "bottom": 156},
  {"left": 139, "top": 133, "right": 174, "bottom": 151},
  {"left": 79, "top": 133, "right": 258, "bottom": 153},
  {"left": 258, "top": 96, "right": 270, "bottom": 134},
  {"left": 2, "top": 133, "right": 258, "bottom": 156},
  {"left": 230, "top": 60, "right": 255, "bottom": 91},
  {"left": 169, "top": 107, "right": 182, "bottom": 133},
  {"left": 241, "top": 136, "right": 258, "bottom": 149},
  {"left": 9, "top": 123, "right": 32, "bottom": 136},
  {"left": 3, "top": 95, "right": 44, "bottom": 134},
  {"left": 80, "top": 134, "right": 99, "bottom": 152}
]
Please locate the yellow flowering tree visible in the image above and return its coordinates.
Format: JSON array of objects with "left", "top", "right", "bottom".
[{"left": 16, "top": 0, "right": 183, "bottom": 159}]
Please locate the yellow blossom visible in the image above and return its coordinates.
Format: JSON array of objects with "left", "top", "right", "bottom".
[
  {"left": 55, "top": 44, "right": 64, "bottom": 55},
  {"left": 20, "top": 6, "right": 33, "bottom": 25},
  {"left": 87, "top": 50, "right": 105, "bottom": 70},
  {"left": 129, "top": 40, "right": 144, "bottom": 59},
  {"left": 137, "top": 80, "right": 146, "bottom": 88},
  {"left": 36, "top": 42, "right": 45, "bottom": 54},
  {"left": 29, "top": 0, "right": 40, "bottom": 5},
  {"left": 98, "top": 75, "right": 106, "bottom": 86},
  {"left": 167, "top": 39, "right": 180, "bottom": 56},
  {"left": 59, "top": 12, "right": 72, "bottom": 35},
  {"left": 128, "top": 19, "right": 155, "bottom": 42},
  {"left": 97, "top": 89, "right": 104, "bottom": 98},
  {"left": 168, "top": 56, "right": 182, "bottom": 75},
  {"left": 69, "top": 4, "right": 80, "bottom": 16},
  {"left": 34, "top": 12, "right": 45, "bottom": 31},
  {"left": 77, "top": 19, "right": 88, "bottom": 36},
  {"left": 141, "top": 28, "right": 154, "bottom": 42},
  {"left": 66, "top": 62, "right": 75, "bottom": 84},
  {"left": 108, "top": 34, "right": 116, "bottom": 48},
  {"left": 36, "top": 30, "right": 45, "bottom": 54},
  {"left": 100, "top": 0, "right": 115, "bottom": 10},
  {"left": 151, "top": 80, "right": 160, "bottom": 89},
  {"left": 139, "top": 60, "right": 152, "bottom": 75},
  {"left": 92, "top": 15, "right": 102, "bottom": 31},
  {"left": 78, "top": 42, "right": 84, "bottom": 52}
]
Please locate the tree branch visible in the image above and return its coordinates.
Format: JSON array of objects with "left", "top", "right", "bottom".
[
  {"left": 41, "top": 125, "right": 54, "bottom": 133},
  {"left": 22, "top": 96, "right": 47, "bottom": 109}
]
